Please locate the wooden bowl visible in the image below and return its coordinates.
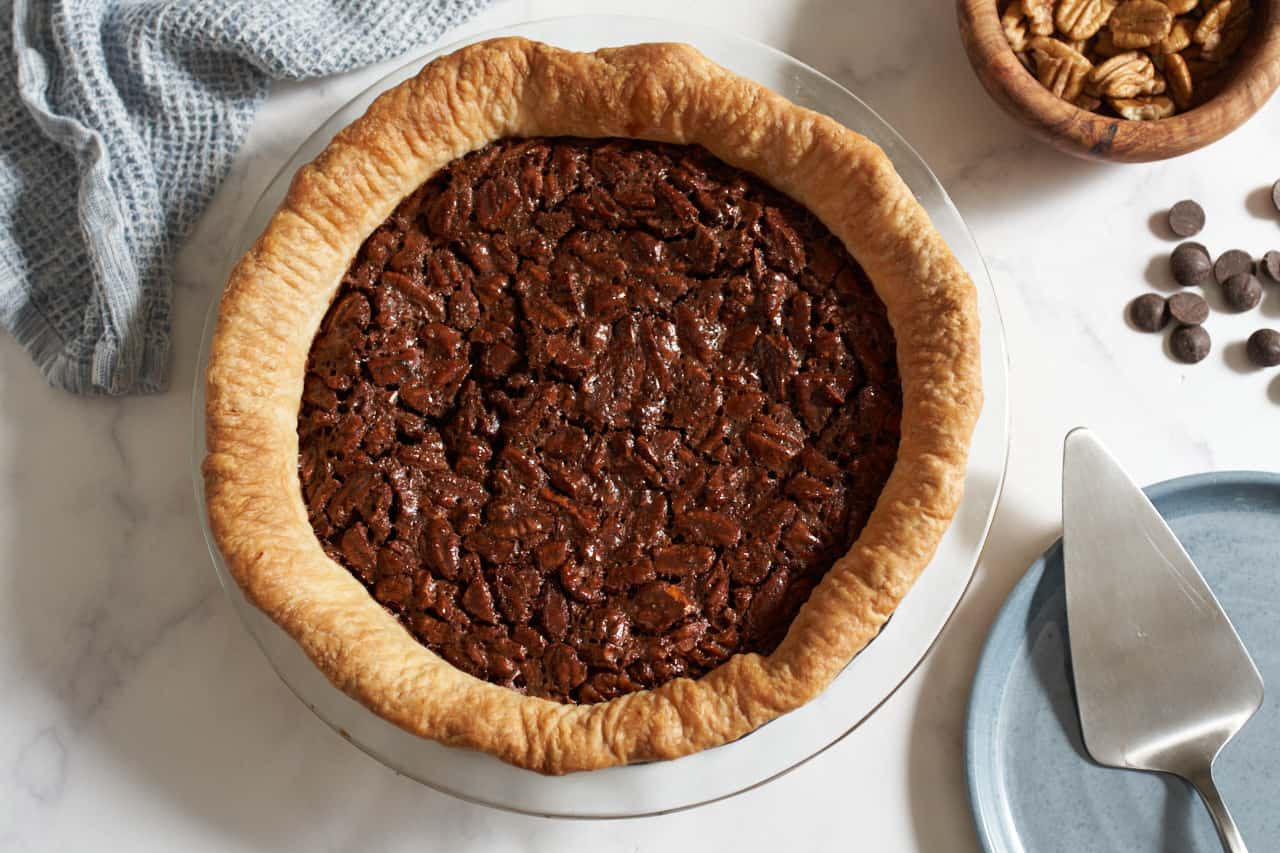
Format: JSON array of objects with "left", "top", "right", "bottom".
[{"left": 958, "top": 0, "right": 1280, "bottom": 162}]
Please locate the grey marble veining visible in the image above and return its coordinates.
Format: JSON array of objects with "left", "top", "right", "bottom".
[{"left": 1, "top": 0, "right": 1278, "bottom": 850}]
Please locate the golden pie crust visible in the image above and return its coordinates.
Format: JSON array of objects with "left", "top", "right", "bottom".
[{"left": 203, "top": 37, "right": 982, "bottom": 775}]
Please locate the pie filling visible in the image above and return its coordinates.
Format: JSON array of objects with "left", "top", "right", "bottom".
[{"left": 297, "top": 137, "right": 902, "bottom": 704}]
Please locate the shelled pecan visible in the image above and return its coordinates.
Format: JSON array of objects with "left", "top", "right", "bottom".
[{"left": 1000, "top": 0, "right": 1253, "bottom": 118}]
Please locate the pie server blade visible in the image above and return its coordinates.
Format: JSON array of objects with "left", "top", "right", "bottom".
[{"left": 1062, "top": 428, "right": 1264, "bottom": 852}]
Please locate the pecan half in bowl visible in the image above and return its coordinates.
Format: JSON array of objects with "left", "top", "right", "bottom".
[
  {"left": 959, "top": 0, "right": 1280, "bottom": 161},
  {"left": 202, "top": 38, "right": 981, "bottom": 774}
]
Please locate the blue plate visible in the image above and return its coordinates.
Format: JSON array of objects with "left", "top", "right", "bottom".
[{"left": 967, "top": 472, "right": 1280, "bottom": 852}]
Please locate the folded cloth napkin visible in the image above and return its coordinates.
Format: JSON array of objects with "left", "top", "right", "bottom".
[{"left": 2, "top": 0, "right": 488, "bottom": 395}]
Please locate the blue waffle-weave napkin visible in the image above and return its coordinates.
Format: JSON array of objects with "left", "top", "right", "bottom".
[{"left": 2, "top": 0, "right": 489, "bottom": 394}]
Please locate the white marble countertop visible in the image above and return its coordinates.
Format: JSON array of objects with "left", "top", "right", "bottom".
[{"left": 3, "top": 0, "right": 1279, "bottom": 849}]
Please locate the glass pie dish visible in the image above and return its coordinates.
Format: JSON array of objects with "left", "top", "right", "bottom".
[{"left": 192, "top": 14, "right": 1010, "bottom": 818}]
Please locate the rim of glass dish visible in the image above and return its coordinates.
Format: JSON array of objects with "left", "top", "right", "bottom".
[
  {"left": 964, "top": 470, "right": 1280, "bottom": 852},
  {"left": 191, "top": 13, "right": 1011, "bottom": 818}
]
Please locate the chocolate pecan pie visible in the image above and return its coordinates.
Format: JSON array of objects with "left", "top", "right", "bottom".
[{"left": 204, "top": 38, "right": 982, "bottom": 774}]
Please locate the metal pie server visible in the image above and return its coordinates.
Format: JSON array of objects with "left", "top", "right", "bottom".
[{"left": 1062, "top": 429, "right": 1265, "bottom": 852}]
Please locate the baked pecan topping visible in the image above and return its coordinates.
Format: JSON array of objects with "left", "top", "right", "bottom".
[{"left": 297, "top": 138, "right": 902, "bottom": 703}]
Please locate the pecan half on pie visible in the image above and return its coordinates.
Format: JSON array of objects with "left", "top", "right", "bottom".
[{"left": 203, "top": 38, "right": 982, "bottom": 774}]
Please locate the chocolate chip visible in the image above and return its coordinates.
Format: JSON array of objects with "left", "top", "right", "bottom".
[
  {"left": 1259, "top": 251, "right": 1280, "bottom": 285},
  {"left": 1273, "top": 179, "right": 1280, "bottom": 214},
  {"left": 1247, "top": 329, "right": 1280, "bottom": 367},
  {"left": 1222, "top": 273, "right": 1263, "bottom": 312},
  {"left": 1215, "top": 249, "right": 1254, "bottom": 284},
  {"left": 1171, "top": 242, "right": 1213, "bottom": 287},
  {"left": 1167, "top": 292, "right": 1208, "bottom": 325},
  {"left": 1168, "top": 200, "right": 1205, "bottom": 238},
  {"left": 1129, "top": 294, "right": 1169, "bottom": 331},
  {"left": 1171, "top": 325, "right": 1210, "bottom": 364}
]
